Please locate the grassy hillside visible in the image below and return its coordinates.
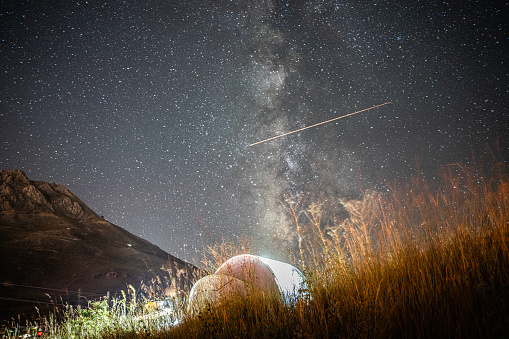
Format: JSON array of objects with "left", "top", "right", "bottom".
[{"left": 4, "top": 161, "right": 508, "bottom": 338}]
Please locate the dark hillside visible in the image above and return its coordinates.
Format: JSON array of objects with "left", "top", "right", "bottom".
[{"left": 0, "top": 170, "right": 199, "bottom": 322}]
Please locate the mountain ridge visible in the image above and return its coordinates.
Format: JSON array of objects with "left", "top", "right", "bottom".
[
  {"left": 0, "top": 169, "right": 199, "bottom": 322},
  {"left": 1, "top": 169, "right": 102, "bottom": 220}
]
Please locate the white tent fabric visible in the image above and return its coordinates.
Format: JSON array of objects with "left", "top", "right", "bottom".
[
  {"left": 187, "top": 274, "right": 247, "bottom": 314},
  {"left": 215, "top": 254, "right": 280, "bottom": 294},
  {"left": 258, "top": 256, "right": 307, "bottom": 303}
]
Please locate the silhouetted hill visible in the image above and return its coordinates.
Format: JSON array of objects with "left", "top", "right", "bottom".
[{"left": 0, "top": 170, "right": 199, "bottom": 322}]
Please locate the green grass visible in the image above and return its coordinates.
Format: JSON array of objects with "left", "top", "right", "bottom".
[{"left": 4, "top": 161, "right": 509, "bottom": 338}]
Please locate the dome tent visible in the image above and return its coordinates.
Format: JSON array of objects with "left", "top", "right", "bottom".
[{"left": 187, "top": 254, "right": 306, "bottom": 314}]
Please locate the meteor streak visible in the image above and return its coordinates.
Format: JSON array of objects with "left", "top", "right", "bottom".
[{"left": 248, "top": 102, "right": 392, "bottom": 147}]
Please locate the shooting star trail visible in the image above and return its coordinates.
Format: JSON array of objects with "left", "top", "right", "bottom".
[{"left": 248, "top": 102, "right": 392, "bottom": 147}]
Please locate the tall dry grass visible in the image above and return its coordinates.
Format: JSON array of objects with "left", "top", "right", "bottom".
[
  {"left": 169, "top": 161, "right": 509, "bottom": 338},
  {"left": 289, "top": 161, "right": 509, "bottom": 338},
  {"left": 5, "top": 160, "right": 508, "bottom": 338}
]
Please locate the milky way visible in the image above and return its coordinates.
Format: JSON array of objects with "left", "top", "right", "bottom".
[{"left": 1, "top": 1, "right": 507, "bottom": 263}]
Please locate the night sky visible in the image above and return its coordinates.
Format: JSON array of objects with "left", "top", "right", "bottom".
[{"left": 1, "top": 1, "right": 507, "bottom": 263}]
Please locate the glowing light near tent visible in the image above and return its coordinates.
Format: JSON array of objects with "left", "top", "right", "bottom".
[{"left": 258, "top": 256, "right": 307, "bottom": 303}]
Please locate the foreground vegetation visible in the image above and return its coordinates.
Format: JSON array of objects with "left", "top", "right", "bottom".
[{"left": 4, "top": 161, "right": 509, "bottom": 338}]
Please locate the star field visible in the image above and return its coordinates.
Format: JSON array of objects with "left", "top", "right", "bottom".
[{"left": 1, "top": 0, "right": 507, "bottom": 262}]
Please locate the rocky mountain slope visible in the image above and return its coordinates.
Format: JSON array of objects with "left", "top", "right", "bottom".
[{"left": 0, "top": 170, "right": 199, "bottom": 322}]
